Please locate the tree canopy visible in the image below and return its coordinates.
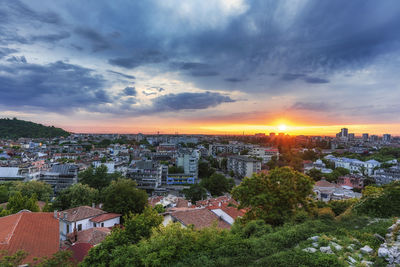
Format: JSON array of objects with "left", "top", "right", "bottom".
[
  {"left": 182, "top": 183, "right": 207, "bottom": 202},
  {"left": 102, "top": 178, "right": 148, "bottom": 215},
  {"left": 201, "top": 173, "right": 234, "bottom": 197},
  {"left": 0, "top": 118, "right": 69, "bottom": 138},
  {"left": 53, "top": 183, "right": 99, "bottom": 210},
  {"left": 79, "top": 165, "right": 123, "bottom": 191},
  {"left": 232, "top": 167, "right": 315, "bottom": 225},
  {"left": 15, "top": 181, "right": 52, "bottom": 202}
]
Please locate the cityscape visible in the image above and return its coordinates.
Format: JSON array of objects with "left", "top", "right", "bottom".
[{"left": 1, "top": 0, "right": 400, "bottom": 266}]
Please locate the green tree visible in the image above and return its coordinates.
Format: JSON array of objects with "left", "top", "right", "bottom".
[
  {"left": 82, "top": 207, "right": 162, "bottom": 266},
  {"left": 15, "top": 181, "right": 52, "bottom": 201},
  {"left": 306, "top": 168, "right": 323, "bottom": 181},
  {"left": 79, "top": 165, "right": 123, "bottom": 191},
  {"left": 102, "top": 178, "right": 148, "bottom": 215},
  {"left": 7, "top": 192, "right": 39, "bottom": 213},
  {"left": 0, "top": 250, "right": 28, "bottom": 267},
  {"left": 0, "top": 185, "right": 8, "bottom": 203},
  {"left": 182, "top": 183, "right": 207, "bottom": 202},
  {"left": 232, "top": 167, "right": 315, "bottom": 225},
  {"left": 354, "top": 182, "right": 400, "bottom": 217},
  {"left": 198, "top": 161, "right": 216, "bottom": 179},
  {"left": 201, "top": 173, "right": 234, "bottom": 197},
  {"left": 53, "top": 183, "right": 99, "bottom": 210},
  {"left": 34, "top": 250, "right": 74, "bottom": 267}
]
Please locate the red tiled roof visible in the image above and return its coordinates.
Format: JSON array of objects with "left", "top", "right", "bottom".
[
  {"left": 0, "top": 212, "right": 59, "bottom": 264},
  {"left": 171, "top": 208, "right": 231, "bottom": 229},
  {"left": 67, "top": 242, "right": 92, "bottom": 262},
  {"left": 89, "top": 213, "right": 121, "bottom": 223},
  {"left": 67, "top": 227, "right": 111, "bottom": 246},
  {"left": 148, "top": 196, "right": 163, "bottom": 207},
  {"left": 315, "top": 180, "right": 336, "bottom": 188},
  {"left": 196, "top": 196, "right": 238, "bottom": 208},
  {"left": 61, "top": 206, "right": 106, "bottom": 222},
  {"left": 175, "top": 198, "right": 189, "bottom": 208},
  {"left": 219, "top": 203, "right": 246, "bottom": 219}
]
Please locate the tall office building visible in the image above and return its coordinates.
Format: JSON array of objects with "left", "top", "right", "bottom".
[
  {"left": 383, "top": 134, "right": 391, "bottom": 143},
  {"left": 340, "top": 128, "right": 348, "bottom": 137},
  {"left": 362, "top": 133, "right": 369, "bottom": 141}
]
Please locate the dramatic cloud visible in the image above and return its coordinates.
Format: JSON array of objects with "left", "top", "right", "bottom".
[
  {"left": 109, "top": 51, "right": 167, "bottom": 69},
  {"left": 1, "top": 0, "right": 400, "bottom": 131},
  {"left": 74, "top": 27, "right": 110, "bottom": 51},
  {"left": 0, "top": 47, "right": 17, "bottom": 59},
  {"left": 123, "top": 87, "right": 137, "bottom": 96},
  {"left": 0, "top": 61, "right": 109, "bottom": 112},
  {"left": 149, "top": 91, "right": 235, "bottom": 112},
  {"left": 30, "top": 32, "right": 71, "bottom": 43},
  {"left": 107, "top": 70, "right": 135, "bottom": 80}
]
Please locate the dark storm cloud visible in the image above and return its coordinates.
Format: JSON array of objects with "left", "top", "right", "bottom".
[
  {"left": 190, "top": 71, "right": 219, "bottom": 77},
  {"left": 107, "top": 70, "right": 135, "bottom": 80},
  {"left": 150, "top": 91, "right": 235, "bottom": 112},
  {"left": 109, "top": 51, "right": 167, "bottom": 69},
  {"left": 6, "top": 56, "right": 27, "bottom": 63},
  {"left": 74, "top": 27, "right": 111, "bottom": 52},
  {"left": 123, "top": 87, "right": 137, "bottom": 96},
  {"left": 304, "top": 77, "right": 330, "bottom": 84},
  {"left": 280, "top": 73, "right": 329, "bottom": 84},
  {"left": 225, "top": 77, "right": 248, "bottom": 83},
  {"left": 0, "top": 47, "right": 17, "bottom": 59},
  {"left": 0, "top": 61, "right": 110, "bottom": 112},
  {"left": 281, "top": 73, "right": 306, "bottom": 81},
  {"left": 31, "top": 32, "right": 71, "bottom": 43},
  {"left": 5, "top": 0, "right": 62, "bottom": 25}
]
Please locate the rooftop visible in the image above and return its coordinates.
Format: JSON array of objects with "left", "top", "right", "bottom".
[
  {"left": 61, "top": 206, "right": 106, "bottom": 222},
  {"left": 171, "top": 208, "right": 231, "bottom": 229},
  {"left": 0, "top": 212, "right": 59, "bottom": 264}
]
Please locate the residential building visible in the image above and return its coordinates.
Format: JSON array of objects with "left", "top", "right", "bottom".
[
  {"left": 337, "top": 174, "right": 364, "bottom": 189},
  {"left": 325, "top": 156, "right": 380, "bottom": 176},
  {"left": 313, "top": 180, "right": 362, "bottom": 202},
  {"left": 227, "top": 155, "right": 261, "bottom": 178},
  {"left": 176, "top": 150, "right": 199, "bottom": 179},
  {"left": 163, "top": 208, "right": 231, "bottom": 229},
  {"left": 383, "top": 134, "right": 391, "bottom": 143},
  {"left": 126, "top": 160, "right": 163, "bottom": 189},
  {"left": 0, "top": 167, "right": 25, "bottom": 181},
  {"left": 362, "top": 133, "right": 369, "bottom": 142},
  {"left": 370, "top": 135, "right": 379, "bottom": 142},
  {"left": 374, "top": 165, "right": 400, "bottom": 185},
  {"left": 59, "top": 206, "right": 120, "bottom": 240},
  {"left": 39, "top": 164, "right": 78, "bottom": 193}
]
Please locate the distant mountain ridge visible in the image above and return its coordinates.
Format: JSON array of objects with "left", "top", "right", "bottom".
[{"left": 0, "top": 118, "right": 70, "bottom": 138}]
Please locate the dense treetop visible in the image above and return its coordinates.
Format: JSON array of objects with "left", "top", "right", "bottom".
[{"left": 0, "top": 118, "right": 70, "bottom": 138}]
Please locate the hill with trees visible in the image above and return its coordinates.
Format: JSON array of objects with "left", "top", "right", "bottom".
[{"left": 0, "top": 118, "right": 70, "bottom": 138}]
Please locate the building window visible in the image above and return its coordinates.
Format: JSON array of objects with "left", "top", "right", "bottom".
[
  {"left": 66, "top": 224, "right": 69, "bottom": 234},
  {"left": 78, "top": 224, "right": 82, "bottom": 231},
  {"left": 101, "top": 223, "right": 104, "bottom": 227},
  {"left": 93, "top": 223, "right": 97, "bottom": 227}
]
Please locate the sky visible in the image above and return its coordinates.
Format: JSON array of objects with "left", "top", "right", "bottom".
[{"left": 1, "top": 0, "right": 400, "bottom": 135}]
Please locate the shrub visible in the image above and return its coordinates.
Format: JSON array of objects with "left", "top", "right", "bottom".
[{"left": 317, "top": 207, "right": 335, "bottom": 220}]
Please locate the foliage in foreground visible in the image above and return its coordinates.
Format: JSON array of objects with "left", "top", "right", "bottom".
[
  {"left": 81, "top": 213, "right": 395, "bottom": 267},
  {"left": 232, "top": 167, "right": 315, "bottom": 225}
]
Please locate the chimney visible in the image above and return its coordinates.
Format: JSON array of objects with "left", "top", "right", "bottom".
[
  {"left": 92, "top": 203, "right": 95, "bottom": 208},
  {"left": 63, "top": 212, "right": 67, "bottom": 219},
  {"left": 54, "top": 210, "right": 58, "bottom": 219}
]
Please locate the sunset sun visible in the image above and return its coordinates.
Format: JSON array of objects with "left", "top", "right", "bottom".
[{"left": 278, "top": 124, "right": 287, "bottom": 131}]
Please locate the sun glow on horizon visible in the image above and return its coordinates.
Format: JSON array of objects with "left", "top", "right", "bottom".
[{"left": 278, "top": 124, "right": 287, "bottom": 132}]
